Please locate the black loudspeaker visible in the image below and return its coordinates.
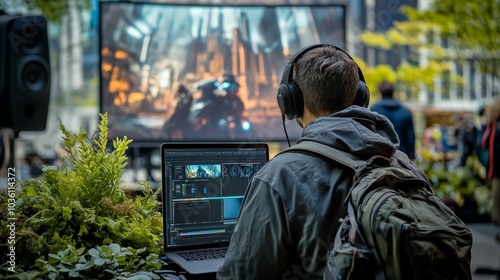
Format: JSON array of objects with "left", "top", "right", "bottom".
[
  {"left": 277, "top": 43, "right": 370, "bottom": 120},
  {"left": 0, "top": 14, "right": 51, "bottom": 134}
]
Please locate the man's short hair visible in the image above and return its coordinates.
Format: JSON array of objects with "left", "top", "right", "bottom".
[
  {"left": 378, "top": 81, "right": 395, "bottom": 97},
  {"left": 292, "top": 45, "right": 359, "bottom": 116}
]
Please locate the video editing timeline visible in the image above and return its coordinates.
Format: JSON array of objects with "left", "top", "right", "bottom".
[{"left": 163, "top": 146, "right": 268, "bottom": 248}]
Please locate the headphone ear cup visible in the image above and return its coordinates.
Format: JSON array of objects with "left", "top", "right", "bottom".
[
  {"left": 353, "top": 81, "right": 370, "bottom": 108},
  {"left": 277, "top": 82, "right": 303, "bottom": 120}
]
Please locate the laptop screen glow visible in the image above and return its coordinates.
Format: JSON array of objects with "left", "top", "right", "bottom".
[{"left": 161, "top": 143, "right": 269, "bottom": 250}]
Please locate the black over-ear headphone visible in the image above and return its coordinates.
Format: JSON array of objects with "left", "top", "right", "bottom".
[{"left": 276, "top": 43, "right": 370, "bottom": 120}]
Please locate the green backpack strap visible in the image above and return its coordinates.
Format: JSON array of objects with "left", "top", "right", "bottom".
[
  {"left": 279, "top": 142, "right": 383, "bottom": 279},
  {"left": 282, "top": 141, "right": 417, "bottom": 182},
  {"left": 278, "top": 141, "right": 370, "bottom": 244},
  {"left": 278, "top": 141, "right": 361, "bottom": 171}
]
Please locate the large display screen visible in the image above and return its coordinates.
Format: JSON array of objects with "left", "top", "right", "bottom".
[{"left": 99, "top": 2, "right": 346, "bottom": 144}]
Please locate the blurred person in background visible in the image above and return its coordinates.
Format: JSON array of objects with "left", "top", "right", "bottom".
[
  {"left": 454, "top": 115, "right": 478, "bottom": 167},
  {"left": 370, "top": 81, "right": 416, "bottom": 160},
  {"left": 482, "top": 97, "right": 500, "bottom": 235},
  {"left": 0, "top": 129, "right": 14, "bottom": 186},
  {"left": 24, "top": 146, "right": 44, "bottom": 179},
  {"left": 476, "top": 104, "right": 489, "bottom": 168}
]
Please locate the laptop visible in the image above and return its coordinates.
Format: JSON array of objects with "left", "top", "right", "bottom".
[{"left": 160, "top": 142, "right": 269, "bottom": 274}]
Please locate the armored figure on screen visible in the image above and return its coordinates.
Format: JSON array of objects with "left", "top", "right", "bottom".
[
  {"left": 229, "top": 164, "right": 242, "bottom": 177},
  {"left": 191, "top": 73, "right": 246, "bottom": 139},
  {"left": 187, "top": 79, "right": 220, "bottom": 125},
  {"left": 195, "top": 79, "right": 219, "bottom": 104},
  {"left": 188, "top": 79, "right": 220, "bottom": 137},
  {"left": 163, "top": 84, "right": 194, "bottom": 140},
  {"left": 196, "top": 165, "right": 208, "bottom": 178},
  {"left": 242, "top": 165, "right": 254, "bottom": 178},
  {"left": 215, "top": 73, "right": 245, "bottom": 126}
]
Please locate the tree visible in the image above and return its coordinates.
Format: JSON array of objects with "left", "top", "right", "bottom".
[
  {"left": 405, "top": 0, "right": 500, "bottom": 77},
  {"left": 1, "top": 0, "right": 90, "bottom": 22},
  {"left": 358, "top": 1, "right": 499, "bottom": 100},
  {"left": 409, "top": 0, "right": 499, "bottom": 53}
]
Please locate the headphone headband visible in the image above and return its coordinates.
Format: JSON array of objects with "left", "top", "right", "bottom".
[
  {"left": 280, "top": 43, "right": 365, "bottom": 86},
  {"left": 277, "top": 43, "right": 370, "bottom": 120}
]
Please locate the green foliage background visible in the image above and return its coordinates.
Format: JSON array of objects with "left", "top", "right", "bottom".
[
  {"left": 357, "top": 1, "right": 499, "bottom": 101},
  {"left": 0, "top": 113, "right": 163, "bottom": 279}
]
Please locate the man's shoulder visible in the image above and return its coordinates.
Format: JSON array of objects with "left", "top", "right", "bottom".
[
  {"left": 257, "top": 148, "right": 344, "bottom": 182},
  {"left": 271, "top": 146, "right": 345, "bottom": 164},
  {"left": 264, "top": 150, "right": 318, "bottom": 171}
]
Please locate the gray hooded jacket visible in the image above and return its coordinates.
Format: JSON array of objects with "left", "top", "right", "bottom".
[{"left": 217, "top": 106, "right": 400, "bottom": 280}]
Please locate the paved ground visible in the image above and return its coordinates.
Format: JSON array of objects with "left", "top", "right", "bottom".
[{"left": 469, "top": 223, "right": 500, "bottom": 280}]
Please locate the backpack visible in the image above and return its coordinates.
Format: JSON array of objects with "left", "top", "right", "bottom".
[{"left": 279, "top": 141, "right": 473, "bottom": 280}]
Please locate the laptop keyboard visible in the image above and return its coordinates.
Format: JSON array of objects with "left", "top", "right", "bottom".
[{"left": 178, "top": 248, "right": 227, "bottom": 262}]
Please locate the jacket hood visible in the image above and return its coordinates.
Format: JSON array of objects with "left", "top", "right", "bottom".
[{"left": 297, "top": 105, "right": 399, "bottom": 159}]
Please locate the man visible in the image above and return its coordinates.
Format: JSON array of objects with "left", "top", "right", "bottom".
[
  {"left": 455, "top": 115, "right": 478, "bottom": 167},
  {"left": 482, "top": 98, "right": 500, "bottom": 235},
  {"left": 217, "top": 44, "right": 402, "bottom": 279},
  {"left": 0, "top": 128, "right": 13, "bottom": 179},
  {"left": 370, "top": 81, "right": 416, "bottom": 160}
]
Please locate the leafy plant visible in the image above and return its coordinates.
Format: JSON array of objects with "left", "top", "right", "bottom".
[
  {"left": 30, "top": 243, "right": 160, "bottom": 280},
  {"left": 416, "top": 149, "right": 489, "bottom": 213},
  {"left": 0, "top": 113, "right": 163, "bottom": 279},
  {"left": 474, "top": 182, "right": 493, "bottom": 216}
]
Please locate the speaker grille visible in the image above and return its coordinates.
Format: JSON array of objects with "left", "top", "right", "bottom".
[{"left": 17, "top": 56, "right": 50, "bottom": 95}]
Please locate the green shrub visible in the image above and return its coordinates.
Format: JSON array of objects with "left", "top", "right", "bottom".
[
  {"left": 0, "top": 113, "right": 163, "bottom": 279},
  {"left": 416, "top": 150, "right": 490, "bottom": 215}
]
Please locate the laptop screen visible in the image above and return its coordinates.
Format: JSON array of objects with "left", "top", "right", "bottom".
[{"left": 161, "top": 142, "right": 269, "bottom": 250}]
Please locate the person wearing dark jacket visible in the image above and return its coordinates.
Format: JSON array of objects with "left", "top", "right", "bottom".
[
  {"left": 217, "top": 44, "right": 410, "bottom": 279},
  {"left": 482, "top": 97, "right": 500, "bottom": 227},
  {"left": 370, "top": 81, "right": 416, "bottom": 160}
]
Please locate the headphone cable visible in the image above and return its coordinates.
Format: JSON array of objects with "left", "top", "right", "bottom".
[{"left": 281, "top": 114, "right": 291, "bottom": 148}]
